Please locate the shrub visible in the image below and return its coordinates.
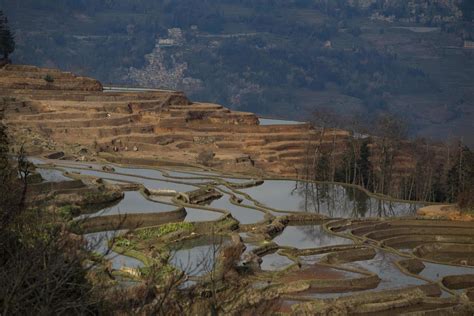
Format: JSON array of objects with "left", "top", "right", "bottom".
[
  {"left": 197, "top": 150, "right": 215, "bottom": 166},
  {"left": 57, "top": 204, "right": 80, "bottom": 220},
  {"left": 44, "top": 74, "right": 54, "bottom": 83}
]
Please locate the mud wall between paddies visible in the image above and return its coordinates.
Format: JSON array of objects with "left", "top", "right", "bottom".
[{"left": 78, "top": 207, "right": 187, "bottom": 233}]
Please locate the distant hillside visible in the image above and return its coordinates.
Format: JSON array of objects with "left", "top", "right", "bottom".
[{"left": 1, "top": 0, "right": 473, "bottom": 145}]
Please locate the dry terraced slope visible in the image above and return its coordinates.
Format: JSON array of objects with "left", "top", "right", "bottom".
[{"left": 1, "top": 64, "right": 444, "bottom": 184}]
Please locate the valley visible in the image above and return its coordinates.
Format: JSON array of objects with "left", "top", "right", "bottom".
[{"left": 1, "top": 63, "right": 473, "bottom": 314}]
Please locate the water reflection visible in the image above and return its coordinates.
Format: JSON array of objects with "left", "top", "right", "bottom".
[
  {"left": 36, "top": 168, "right": 72, "bottom": 182},
  {"left": 169, "top": 236, "right": 228, "bottom": 276},
  {"left": 84, "top": 230, "right": 144, "bottom": 270},
  {"left": 273, "top": 225, "right": 351, "bottom": 249},
  {"left": 259, "top": 118, "right": 305, "bottom": 125},
  {"left": 241, "top": 180, "right": 422, "bottom": 218},
  {"left": 56, "top": 165, "right": 197, "bottom": 192},
  {"left": 184, "top": 207, "right": 222, "bottom": 222},
  {"left": 345, "top": 251, "right": 426, "bottom": 291},
  {"left": 77, "top": 191, "right": 176, "bottom": 218},
  {"left": 260, "top": 252, "right": 294, "bottom": 271},
  {"left": 419, "top": 262, "right": 474, "bottom": 281}
]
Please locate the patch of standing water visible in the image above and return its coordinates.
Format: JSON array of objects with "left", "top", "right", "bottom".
[
  {"left": 57, "top": 166, "right": 197, "bottom": 192},
  {"left": 260, "top": 252, "right": 294, "bottom": 271},
  {"left": 163, "top": 168, "right": 253, "bottom": 184},
  {"left": 27, "top": 157, "right": 48, "bottom": 165},
  {"left": 210, "top": 191, "right": 265, "bottom": 224},
  {"left": 169, "top": 236, "right": 228, "bottom": 276},
  {"left": 240, "top": 180, "right": 422, "bottom": 217},
  {"left": 305, "top": 251, "right": 428, "bottom": 299},
  {"left": 160, "top": 170, "right": 215, "bottom": 183},
  {"left": 84, "top": 230, "right": 144, "bottom": 270},
  {"left": 419, "top": 262, "right": 474, "bottom": 281},
  {"left": 273, "top": 224, "right": 351, "bottom": 249},
  {"left": 299, "top": 253, "right": 327, "bottom": 265},
  {"left": 36, "top": 168, "right": 72, "bottom": 182},
  {"left": 259, "top": 118, "right": 305, "bottom": 125},
  {"left": 345, "top": 251, "right": 426, "bottom": 291},
  {"left": 77, "top": 191, "right": 176, "bottom": 218},
  {"left": 184, "top": 207, "right": 222, "bottom": 222}
]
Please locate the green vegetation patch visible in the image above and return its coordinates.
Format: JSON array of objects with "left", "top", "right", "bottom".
[
  {"left": 135, "top": 222, "right": 194, "bottom": 241},
  {"left": 57, "top": 204, "right": 80, "bottom": 220}
]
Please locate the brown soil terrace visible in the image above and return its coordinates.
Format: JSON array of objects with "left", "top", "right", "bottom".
[
  {"left": 0, "top": 64, "right": 442, "bottom": 183},
  {"left": 3, "top": 65, "right": 474, "bottom": 314}
]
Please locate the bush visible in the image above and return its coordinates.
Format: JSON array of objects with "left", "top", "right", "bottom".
[
  {"left": 57, "top": 204, "right": 80, "bottom": 220},
  {"left": 44, "top": 74, "right": 54, "bottom": 83},
  {"left": 0, "top": 122, "right": 104, "bottom": 314},
  {"left": 197, "top": 150, "right": 215, "bottom": 166}
]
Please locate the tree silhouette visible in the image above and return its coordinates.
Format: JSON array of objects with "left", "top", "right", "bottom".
[{"left": 0, "top": 11, "right": 15, "bottom": 60}]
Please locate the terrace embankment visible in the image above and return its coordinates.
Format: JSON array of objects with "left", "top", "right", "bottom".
[{"left": 1, "top": 64, "right": 445, "bottom": 185}]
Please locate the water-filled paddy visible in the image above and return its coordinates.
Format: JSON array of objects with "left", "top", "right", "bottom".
[
  {"left": 79, "top": 191, "right": 176, "bottom": 218},
  {"left": 29, "top": 156, "right": 474, "bottom": 306},
  {"left": 419, "top": 262, "right": 474, "bottom": 281},
  {"left": 345, "top": 251, "right": 426, "bottom": 291},
  {"left": 37, "top": 168, "right": 72, "bottom": 182},
  {"left": 84, "top": 230, "right": 144, "bottom": 270},
  {"left": 259, "top": 118, "right": 305, "bottom": 125},
  {"left": 58, "top": 165, "right": 197, "bottom": 192},
  {"left": 184, "top": 207, "right": 222, "bottom": 222},
  {"left": 169, "top": 236, "right": 228, "bottom": 276},
  {"left": 273, "top": 224, "right": 351, "bottom": 249},
  {"left": 210, "top": 190, "right": 265, "bottom": 224},
  {"left": 260, "top": 252, "right": 294, "bottom": 271},
  {"left": 240, "top": 180, "right": 422, "bottom": 217}
]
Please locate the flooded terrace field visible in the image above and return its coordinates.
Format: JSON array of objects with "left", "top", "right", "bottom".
[{"left": 29, "top": 157, "right": 474, "bottom": 314}]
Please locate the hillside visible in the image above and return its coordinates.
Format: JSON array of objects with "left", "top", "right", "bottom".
[
  {"left": 4, "top": 64, "right": 472, "bottom": 205},
  {"left": 0, "top": 0, "right": 474, "bottom": 145},
  {"left": 1, "top": 0, "right": 473, "bottom": 146}
]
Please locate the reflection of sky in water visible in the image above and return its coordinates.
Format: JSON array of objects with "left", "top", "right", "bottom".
[
  {"left": 37, "top": 168, "right": 72, "bottom": 182},
  {"left": 84, "top": 230, "right": 143, "bottom": 270},
  {"left": 419, "top": 262, "right": 474, "bottom": 281},
  {"left": 78, "top": 191, "right": 175, "bottom": 218},
  {"left": 57, "top": 166, "right": 196, "bottom": 192},
  {"left": 299, "top": 253, "right": 326, "bottom": 265},
  {"left": 260, "top": 252, "right": 294, "bottom": 271},
  {"left": 307, "top": 251, "right": 427, "bottom": 299},
  {"left": 163, "top": 169, "right": 252, "bottom": 184},
  {"left": 241, "top": 180, "right": 422, "bottom": 218},
  {"left": 273, "top": 225, "right": 351, "bottom": 249},
  {"left": 210, "top": 191, "right": 265, "bottom": 224},
  {"left": 184, "top": 207, "right": 222, "bottom": 222},
  {"left": 170, "top": 237, "right": 228, "bottom": 276},
  {"left": 259, "top": 118, "right": 305, "bottom": 125},
  {"left": 171, "top": 245, "right": 216, "bottom": 276},
  {"left": 346, "top": 251, "right": 426, "bottom": 290}
]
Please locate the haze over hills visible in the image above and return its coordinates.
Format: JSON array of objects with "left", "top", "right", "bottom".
[{"left": 1, "top": 0, "right": 473, "bottom": 145}]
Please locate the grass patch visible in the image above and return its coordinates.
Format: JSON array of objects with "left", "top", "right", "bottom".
[
  {"left": 135, "top": 222, "right": 194, "bottom": 241},
  {"left": 57, "top": 204, "right": 80, "bottom": 220}
]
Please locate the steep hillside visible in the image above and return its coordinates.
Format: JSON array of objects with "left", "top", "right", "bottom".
[
  {"left": 0, "top": 0, "right": 473, "bottom": 146},
  {"left": 2, "top": 64, "right": 461, "bottom": 203}
]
